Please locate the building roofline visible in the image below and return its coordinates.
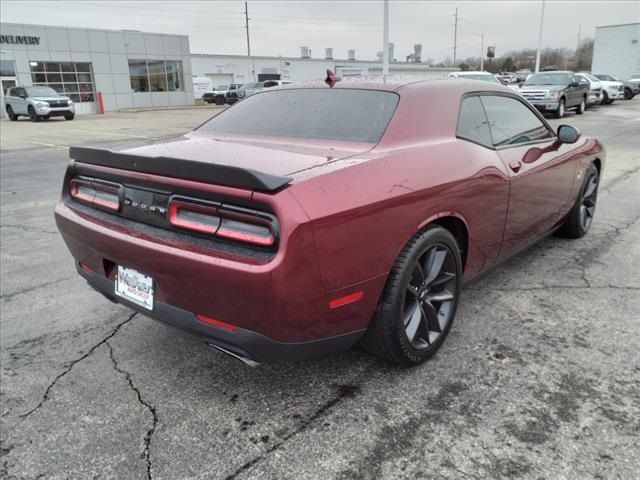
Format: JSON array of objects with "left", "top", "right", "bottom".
[
  {"left": 595, "top": 22, "right": 640, "bottom": 29},
  {"left": 190, "top": 53, "right": 454, "bottom": 70},
  {"left": 0, "top": 21, "right": 188, "bottom": 38}
]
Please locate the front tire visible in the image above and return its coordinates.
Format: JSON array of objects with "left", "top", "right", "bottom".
[
  {"left": 576, "top": 97, "right": 586, "bottom": 114},
  {"left": 554, "top": 98, "right": 566, "bottom": 118},
  {"left": 624, "top": 88, "right": 633, "bottom": 100},
  {"left": 601, "top": 91, "right": 611, "bottom": 105},
  {"left": 362, "top": 225, "right": 462, "bottom": 366},
  {"left": 215, "top": 96, "right": 225, "bottom": 106},
  {"left": 557, "top": 164, "right": 599, "bottom": 239},
  {"left": 28, "top": 106, "right": 41, "bottom": 122},
  {"left": 64, "top": 112, "right": 75, "bottom": 120}
]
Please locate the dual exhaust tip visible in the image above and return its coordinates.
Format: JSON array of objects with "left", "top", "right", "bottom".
[{"left": 207, "top": 342, "right": 261, "bottom": 367}]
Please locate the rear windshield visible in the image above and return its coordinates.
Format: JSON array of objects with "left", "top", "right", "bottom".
[{"left": 198, "top": 89, "right": 399, "bottom": 143}]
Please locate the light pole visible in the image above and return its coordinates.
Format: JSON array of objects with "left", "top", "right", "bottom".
[
  {"left": 534, "top": 0, "right": 546, "bottom": 73},
  {"left": 382, "top": 0, "right": 389, "bottom": 76},
  {"left": 480, "top": 34, "right": 485, "bottom": 71}
]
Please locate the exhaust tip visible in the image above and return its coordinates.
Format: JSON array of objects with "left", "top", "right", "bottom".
[{"left": 207, "top": 343, "right": 261, "bottom": 367}]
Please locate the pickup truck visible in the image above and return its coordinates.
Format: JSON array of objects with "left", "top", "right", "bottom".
[
  {"left": 202, "top": 84, "right": 242, "bottom": 105},
  {"left": 519, "top": 71, "right": 588, "bottom": 118}
]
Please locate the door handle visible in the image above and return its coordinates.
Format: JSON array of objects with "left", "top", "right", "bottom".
[{"left": 509, "top": 160, "right": 522, "bottom": 173}]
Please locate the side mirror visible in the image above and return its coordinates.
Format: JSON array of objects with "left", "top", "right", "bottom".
[
  {"left": 19, "top": 94, "right": 27, "bottom": 99},
  {"left": 557, "top": 125, "right": 580, "bottom": 144},
  {"left": 569, "top": 81, "right": 579, "bottom": 87}
]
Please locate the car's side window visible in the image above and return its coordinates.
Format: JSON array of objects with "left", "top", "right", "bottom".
[
  {"left": 456, "top": 96, "right": 493, "bottom": 148},
  {"left": 8, "top": 87, "right": 16, "bottom": 96},
  {"left": 480, "top": 95, "right": 553, "bottom": 147}
]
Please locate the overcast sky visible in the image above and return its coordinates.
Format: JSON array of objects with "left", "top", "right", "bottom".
[{"left": 1, "top": 1, "right": 638, "bottom": 61}]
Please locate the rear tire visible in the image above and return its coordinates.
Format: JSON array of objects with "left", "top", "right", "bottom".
[
  {"left": 624, "top": 88, "right": 633, "bottom": 100},
  {"left": 576, "top": 98, "right": 585, "bottom": 114},
  {"left": 6, "top": 105, "right": 18, "bottom": 121},
  {"left": 28, "top": 106, "right": 40, "bottom": 122},
  {"left": 557, "top": 164, "right": 599, "bottom": 239},
  {"left": 362, "top": 225, "right": 462, "bottom": 366},
  {"left": 554, "top": 98, "right": 566, "bottom": 118}
]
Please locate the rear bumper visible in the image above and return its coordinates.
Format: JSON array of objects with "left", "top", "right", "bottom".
[
  {"left": 55, "top": 200, "right": 382, "bottom": 354},
  {"left": 80, "top": 265, "right": 363, "bottom": 363}
]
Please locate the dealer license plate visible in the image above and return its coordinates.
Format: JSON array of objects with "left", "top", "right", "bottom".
[{"left": 115, "top": 265, "right": 154, "bottom": 310}]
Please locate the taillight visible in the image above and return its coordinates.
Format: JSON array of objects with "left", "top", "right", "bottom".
[
  {"left": 168, "top": 199, "right": 220, "bottom": 234},
  {"left": 70, "top": 177, "right": 121, "bottom": 212},
  {"left": 168, "top": 197, "right": 277, "bottom": 247}
]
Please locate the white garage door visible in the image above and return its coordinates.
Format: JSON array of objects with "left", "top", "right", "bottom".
[{"left": 206, "top": 74, "right": 233, "bottom": 87}]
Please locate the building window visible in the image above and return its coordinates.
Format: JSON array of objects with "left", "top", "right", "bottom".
[
  {"left": 1, "top": 60, "right": 16, "bottom": 76},
  {"left": 29, "top": 61, "right": 96, "bottom": 103},
  {"left": 129, "top": 60, "right": 183, "bottom": 93}
]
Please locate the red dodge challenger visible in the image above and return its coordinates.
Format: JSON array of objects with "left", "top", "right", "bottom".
[{"left": 54, "top": 78, "right": 603, "bottom": 366}]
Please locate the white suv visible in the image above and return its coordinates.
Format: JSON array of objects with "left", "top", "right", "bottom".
[
  {"left": 4, "top": 85, "right": 75, "bottom": 122},
  {"left": 584, "top": 73, "right": 624, "bottom": 104}
]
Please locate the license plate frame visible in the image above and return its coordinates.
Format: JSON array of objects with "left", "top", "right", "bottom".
[{"left": 115, "top": 265, "right": 154, "bottom": 310}]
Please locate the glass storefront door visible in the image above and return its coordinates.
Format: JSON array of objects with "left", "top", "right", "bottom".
[{"left": 1, "top": 77, "right": 17, "bottom": 119}]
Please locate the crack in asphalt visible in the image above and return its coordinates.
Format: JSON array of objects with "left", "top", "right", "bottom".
[
  {"left": 0, "top": 224, "right": 59, "bottom": 235},
  {"left": 20, "top": 312, "right": 138, "bottom": 418},
  {"left": 600, "top": 164, "right": 640, "bottom": 194},
  {"left": 0, "top": 276, "right": 75, "bottom": 303},
  {"left": 223, "top": 382, "right": 364, "bottom": 480},
  {"left": 472, "top": 285, "right": 640, "bottom": 292},
  {"left": 106, "top": 341, "right": 157, "bottom": 480}
]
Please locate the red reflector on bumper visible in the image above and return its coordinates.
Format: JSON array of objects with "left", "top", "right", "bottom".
[
  {"left": 329, "top": 291, "right": 364, "bottom": 309},
  {"left": 196, "top": 314, "right": 238, "bottom": 331},
  {"left": 79, "top": 262, "right": 96, "bottom": 274}
]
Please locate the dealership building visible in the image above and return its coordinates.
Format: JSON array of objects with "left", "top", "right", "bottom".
[
  {"left": 592, "top": 23, "right": 640, "bottom": 80},
  {"left": 0, "top": 22, "right": 195, "bottom": 116},
  {"left": 191, "top": 47, "right": 456, "bottom": 90}
]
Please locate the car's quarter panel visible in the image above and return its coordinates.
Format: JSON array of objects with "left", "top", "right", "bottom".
[{"left": 288, "top": 83, "right": 512, "bottom": 293}]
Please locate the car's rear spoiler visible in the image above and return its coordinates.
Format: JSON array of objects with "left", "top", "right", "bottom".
[{"left": 68, "top": 146, "right": 293, "bottom": 192}]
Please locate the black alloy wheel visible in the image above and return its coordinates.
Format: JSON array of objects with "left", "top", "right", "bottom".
[
  {"left": 403, "top": 244, "right": 458, "bottom": 350},
  {"left": 579, "top": 169, "right": 599, "bottom": 232},
  {"left": 558, "top": 164, "right": 599, "bottom": 238},
  {"left": 363, "top": 225, "right": 462, "bottom": 365}
]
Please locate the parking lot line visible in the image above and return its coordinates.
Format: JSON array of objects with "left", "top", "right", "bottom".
[{"left": 25, "top": 140, "right": 68, "bottom": 149}]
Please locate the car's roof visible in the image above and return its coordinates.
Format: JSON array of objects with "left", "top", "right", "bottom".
[
  {"left": 277, "top": 76, "right": 509, "bottom": 95},
  {"left": 533, "top": 70, "right": 573, "bottom": 74},
  {"left": 454, "top": 71, "right": 494, "bottom": 75}
]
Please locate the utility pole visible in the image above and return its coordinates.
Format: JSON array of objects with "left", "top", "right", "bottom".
[
  {"left": 382, "top": 0, "right": 389, "bottom": 76},
  {"left": 453, "top": 8, "right": 458, "bottom": 65},
  {"left": 244, "top": 1, "right": 255, "bottom": 80},
  {"left": 577, "top": 24, "right": 582, "bottom": 48},
  {"left": 480, "top": 34, "right": 484, "bottom": 71},
  {"left": 534, "top": 0, "right": 545, "bottom": 73}
]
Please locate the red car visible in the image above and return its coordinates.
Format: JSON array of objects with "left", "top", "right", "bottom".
[{"left": 54, "top": 78, "right": 604, "bottom": 366}]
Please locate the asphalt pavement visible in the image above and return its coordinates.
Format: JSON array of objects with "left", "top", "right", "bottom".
[{"left": 1, "top": 101, "right": 639, "bottom": 480}]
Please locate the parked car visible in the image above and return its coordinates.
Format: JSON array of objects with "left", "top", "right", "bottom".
[
  {"left": 54, "top": 79, "right": 604, "bottom": 366},
  {"left": 4, "top": 85, "right": 75, "bottom": 122},
  {"left": 263, "top": 80, "right": 293, "bottom": 88},
  {"left": 496, "top": 72, "right": 518, "bottom": 84},
  {"left": 447, "top": 71, "right": 502, "bottom": 84},
  {"left": 225, "top": 84, "right": 243, "bottom": 104},
  {"left": 582, "top": 73, "right": 623, "bottom": 104},
  {"left": 574, "top": 73, "right": 603, "bottom": 106},
  {"left": 236, "top": 82, "right": 265, "bottom": 100},
  {"left": 593, "top": 74, "right": 637, "bottom": 101},
  {"left": 520, "top": 71, "right": 588, "bottom": 118},
  {"left": 202, "top": 84, "right": 242, "bottom": 105}
]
